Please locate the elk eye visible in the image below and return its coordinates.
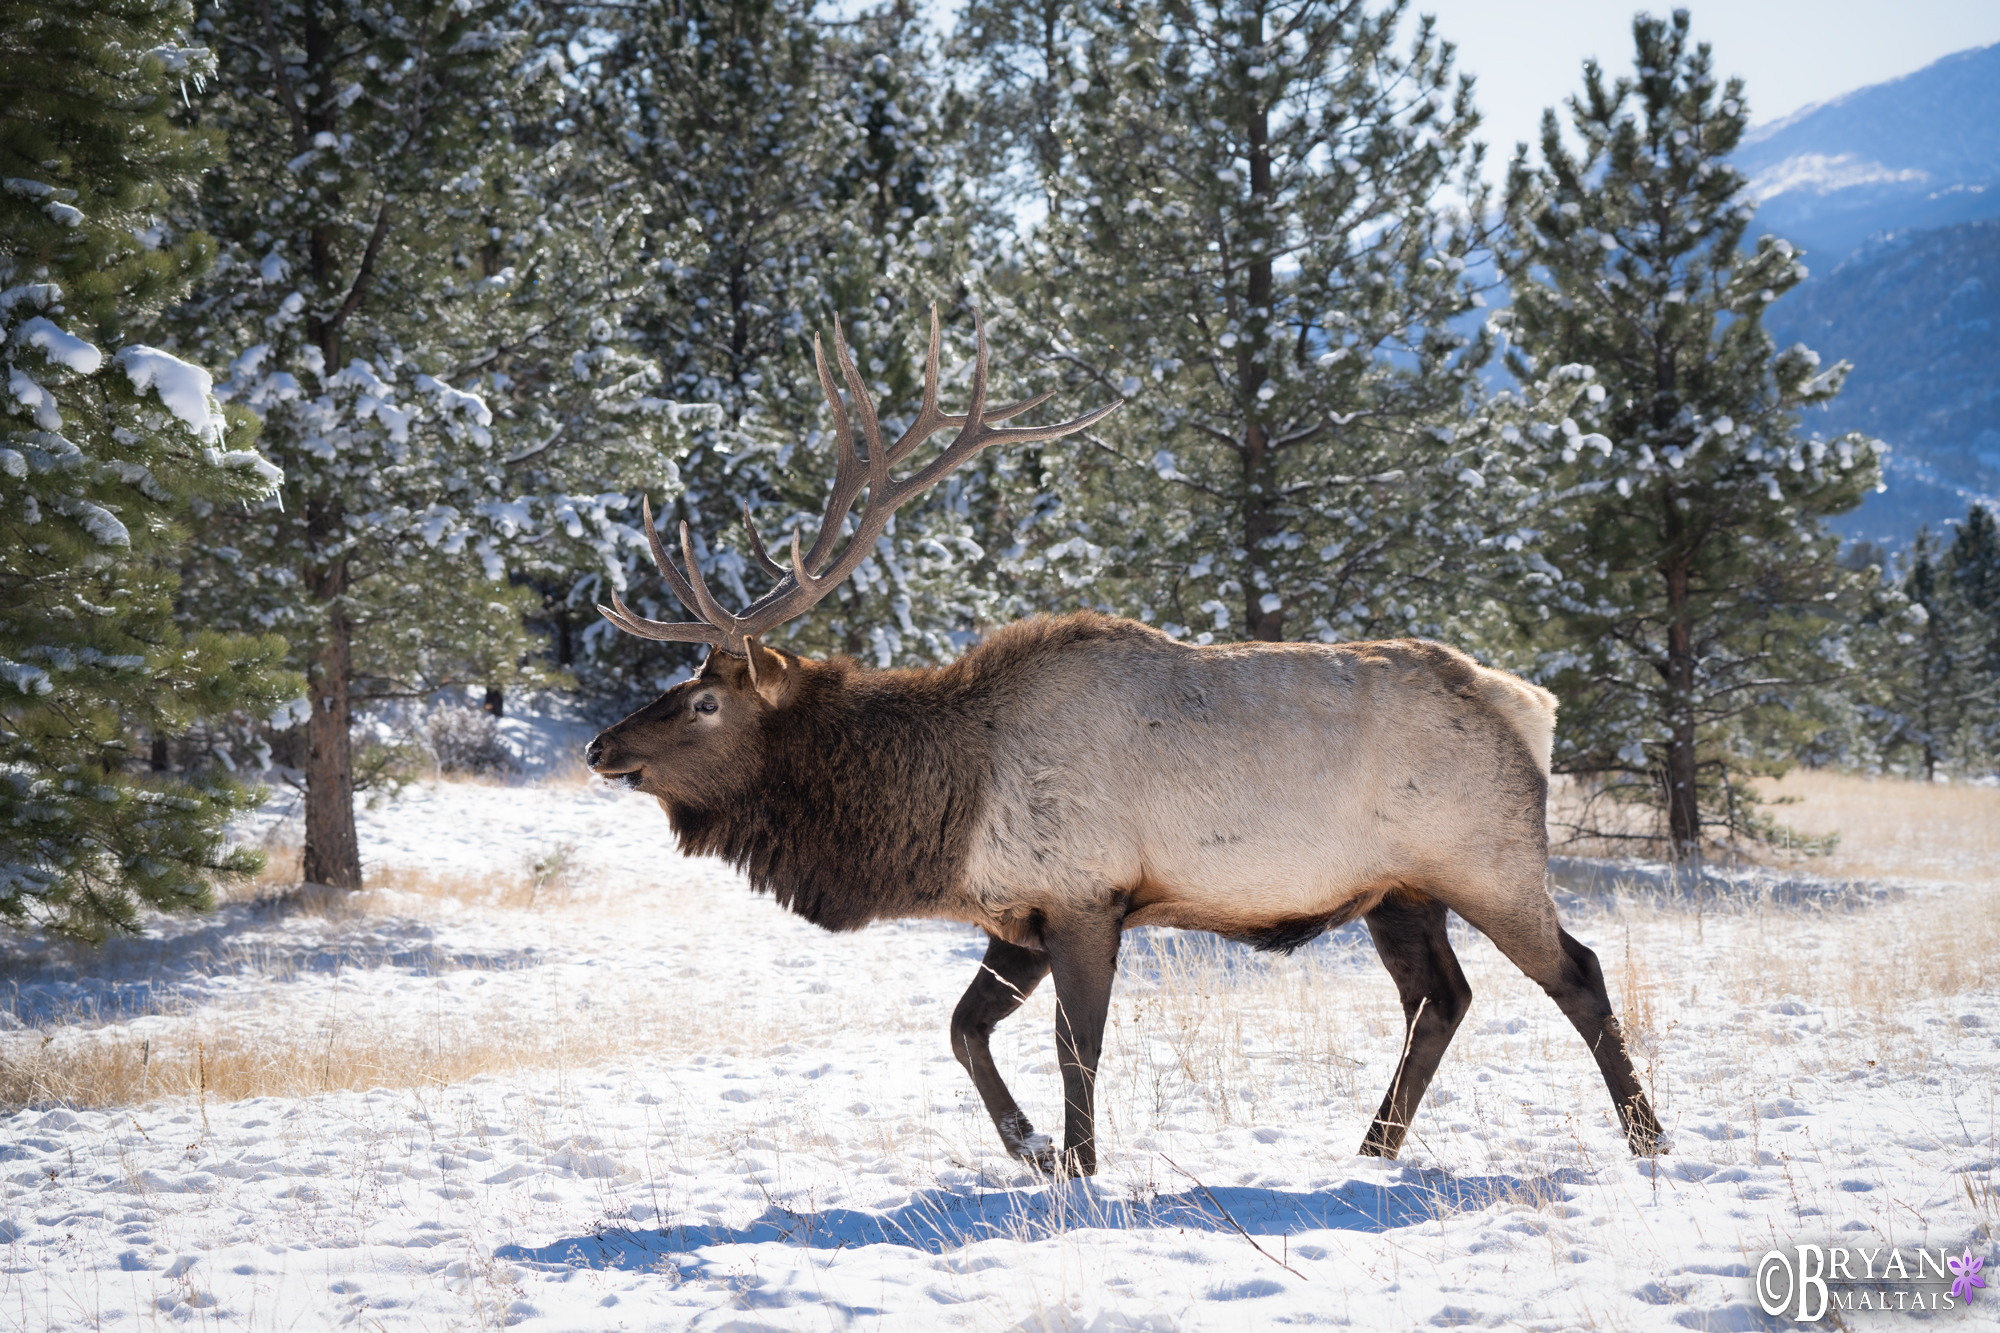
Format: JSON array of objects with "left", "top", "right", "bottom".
[{"left": 694, "top": 696, "right": 718, "bottom": 715}]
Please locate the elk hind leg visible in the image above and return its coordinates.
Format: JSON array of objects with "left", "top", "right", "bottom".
[
  {"left": 950, "top": 933, "right": 1054, "bottom": 1168},
  {"left": 1468, "top": 890, "right": 1664, "bottom": 1156},
  {"left": 1359, "top": 890, "right": 1474, "bottom": 1159}
]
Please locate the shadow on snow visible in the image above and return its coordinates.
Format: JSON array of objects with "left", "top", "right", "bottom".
[
  {"left": 0, "top": 902, "right": 546, "bottom": 1027},
  {"left": 494, "top": 1167, "right": 1590, "bottom": 1270}
]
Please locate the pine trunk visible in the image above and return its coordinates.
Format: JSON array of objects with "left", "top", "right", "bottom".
[
  {"left": 1241, "top": 41, "right": 1282, "bottom": 645},
  {"left": 1663, "top": 559, "right": 1701, "bottom": 855},
  {"left": 301, "top": 532, "right": 361, "bottom": 889}
]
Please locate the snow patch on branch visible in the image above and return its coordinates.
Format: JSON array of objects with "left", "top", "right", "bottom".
[
  {"left": 221, "top": 450, "right": 284, "bottom": 488},
  {"left": 54, "top": 495, "right": 131, "bottom": 546},
  {"left": 0, "top": 657, "right": 52, "bottom": 695},
  {"left": 16, "top": 317, "right": 102, "bottom": 374},
  {"left": 115, "top": 346, "right": 222, "bottom": 442},
  {"left": 9, "top": 367, "right": 60, "bottom": 429}
]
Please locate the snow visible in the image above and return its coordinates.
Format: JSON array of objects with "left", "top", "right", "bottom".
[
  {"left": 53, "top": 495, "right": 132, "bottom": 547},
  {"left": 0, "top": 656, "right": 52, "bottom": 695},
  {"left": 114, "top": 346, "right": 222, "bottom": 442},
  {"left": 2, "top": 780, "right": 1995, "bottom": 1330},
  {"left": 8, "top": 366, "right": 60, "bottom": 430},
  {"left": 219, "top": 449, "right": 284, "bottom": 488},
  {"left": 15, "top": 316, "right": 103, "bottom": 375}
]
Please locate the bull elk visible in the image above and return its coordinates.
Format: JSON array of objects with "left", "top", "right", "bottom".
[{"left": 587, "top": 306, "right": 1664, "bottom": 1175}]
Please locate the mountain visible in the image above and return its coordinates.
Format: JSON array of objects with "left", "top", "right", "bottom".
[
  {"left": 1733, "top": 45, "right": 2000, "bottom": 544},
  {"left": 1766, "top": 220, "right": 2000, "bottom": 545},
  {"left": 1738, "top": 43, "right": 2000, "bottom": 264}
]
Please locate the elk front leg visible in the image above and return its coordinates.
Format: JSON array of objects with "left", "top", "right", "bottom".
[
  {"left": 950, "top": 934, "right": 1054, "bottom": 1168},
  {"left": 1043, "top": 906, "right": 1125, "bottom": 1177}
]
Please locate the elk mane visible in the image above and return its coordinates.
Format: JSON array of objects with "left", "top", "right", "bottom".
[{"left": 665, "top": 614, "right": 1156, "bottom": 931}]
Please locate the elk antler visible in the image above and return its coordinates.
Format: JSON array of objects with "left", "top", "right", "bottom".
[{"left": 598, "top": 305, "right": 1121, "bottom": 656}]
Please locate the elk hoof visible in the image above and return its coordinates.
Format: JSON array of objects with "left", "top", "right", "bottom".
[
  {"left": 1622, "top": 1100, "right": 1668, "bottom": 1156},
  {"left": 1009, "top": 1131, "right": 1056, "bottom": 1173},
  {"left": 1058, "top": 1147, "right": 1098, "bottom": 1177}
]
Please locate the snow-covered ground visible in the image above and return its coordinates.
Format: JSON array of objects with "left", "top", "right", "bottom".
[{"left": 3, "top": 779, "right": 1997, "bottom": 1330}]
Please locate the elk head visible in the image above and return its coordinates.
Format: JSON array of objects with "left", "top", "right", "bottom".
[{"left": 585, "top": 304, "right": 1120, "bottom": 801}]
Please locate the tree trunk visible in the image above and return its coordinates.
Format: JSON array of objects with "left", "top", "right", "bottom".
[
  {"left": 1920, "top": 684, "right": 1938, "bottom": 782},
  {"left": 301, "top": 532, "right": 361, "bottom": 888},
  {"left": 302, "top": 620, "right": 359, "bottom": 887},
  {"left": 1240, "top": 24, "right": 1281, "bottom": 644},
  {"left": 1662, "top": 558, "right": 1700, "bottom": 855}
]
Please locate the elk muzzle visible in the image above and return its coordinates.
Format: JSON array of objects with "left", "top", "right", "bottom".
[{"left": 585, "top": 732, "right": 645, "bottom": 788}]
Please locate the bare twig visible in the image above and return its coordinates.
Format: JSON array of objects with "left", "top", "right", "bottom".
[{"left": 1160, "top": 1153, "right": 1308, "bottom": 1280}]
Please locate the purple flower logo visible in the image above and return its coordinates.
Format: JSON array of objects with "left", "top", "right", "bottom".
[{"left": 1949, "top": 1249, "right": 1986, "bottom": 1302}]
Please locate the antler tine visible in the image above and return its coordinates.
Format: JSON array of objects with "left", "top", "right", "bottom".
[
  {"left": 742, "top": 501, "right": 785, "bottom": 581},
  {"left": 964, "top": 305, "right": 992, "bottom": 442},
  {"left": 966, "top": 389, "right": 1057, "bottom": 425},
  {"left": 676, "top": 519, "right": 743, "bottom": 636},
  {"left": 596, "top": 587, "right": 726, "bottom": 647},
  {"left": 785, "top": 528, "right": 815, "bottom": 591},
  {"left": 811, "top": 329, "right": 855, "bottom": 471},
  {"left": 918, "top": 302, "right": 943, "bottom": 420},
  {"left": 602, "top": 300, "right": 1124, "bottom": 656},
  {"left": 639, "top": 496, "right": 710, "bottom": 620},
  {"left": 884, "top": 304, "right": 949, "bottom": 468},
  {"left": 831, "top": 317, "right": 890, "bottom": 502},
  {"left": 798, "top": 326, "right": 870, "bottom": 580},
  {"left": 971, "top": 394, "right": 1124, "bottom": 448}
]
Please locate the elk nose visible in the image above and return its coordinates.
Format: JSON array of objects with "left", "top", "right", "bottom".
[{"left": 585, "top": 736, "right": 605, "bottom": 768}]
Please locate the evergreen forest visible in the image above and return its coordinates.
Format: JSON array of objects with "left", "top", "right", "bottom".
[{"left": 5, "top": 0, "right": 1996, "bottom": 935}]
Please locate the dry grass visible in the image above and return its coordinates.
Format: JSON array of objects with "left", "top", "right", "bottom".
[
  {"left": 1, "top": 843, "right": 608, "bottom": 1111},
  {"left": 231, "top": 835, "right": 581, "bottom": 913},
  {"left": 1751, "top": 769, "right": 2000, "bottom": 883},
  {"left": 1548, "top": 769, "right": 1999, "bottom": 885},
  {"left": 2, "top": 999, "right": 608, "bottom": 1110}
]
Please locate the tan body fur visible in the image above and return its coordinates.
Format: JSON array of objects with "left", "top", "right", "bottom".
[{"left": 957, "top": 628, "right": 1558, "bottom": 954}]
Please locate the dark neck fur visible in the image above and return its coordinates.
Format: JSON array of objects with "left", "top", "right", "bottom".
[
  {"left": 667, "top": 656, "right": 994, "bottom": 930},
  {"left": 664, "top": 612, "right": 1153, "bottom": 931}
]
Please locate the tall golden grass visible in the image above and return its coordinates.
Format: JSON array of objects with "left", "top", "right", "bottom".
[
  {"left": 1548, "top": 769, "right": 1999, "bottom": 885},
  {"left": 1752, "top": 769, "right": 1999, "bottom": 883}
]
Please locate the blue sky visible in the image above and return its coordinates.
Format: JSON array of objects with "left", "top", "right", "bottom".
[
  {"left": 1409, "top": 0, "right": 2000, "bottom": 169},
  {"left": 914, "top": 1, "right": 2000, "bottom": 178}
]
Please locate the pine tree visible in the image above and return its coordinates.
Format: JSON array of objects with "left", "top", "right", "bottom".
[
  {"left": 964, "top": 0, "right": 1528, "bottom": 645},
  {"left": 166, "top": 0, "right": 682, "bottom": 887},
  {"left": 1869, "top": 529, "right": 1964, "bottom": 780},
  {"left": 1941, "top": 504, "right": 2000, "bottom": 771},
  {"left": 2, "top": 0, "right": 298, "bottom": 937},
  {"left": 564, "top": 0, "right": 1000, "bottom": 672},
  {"left": 1498, "top": 11, "right": 1880, "bottom": 854}
]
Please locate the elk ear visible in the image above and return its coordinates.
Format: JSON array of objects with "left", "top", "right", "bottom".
[{"left": 740, "top": 637, "right": 794, "bottom": 708}]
